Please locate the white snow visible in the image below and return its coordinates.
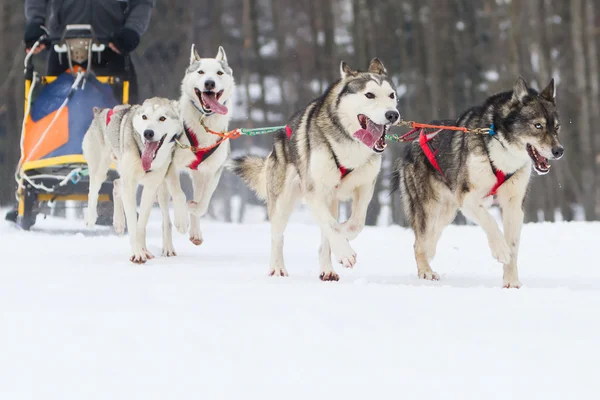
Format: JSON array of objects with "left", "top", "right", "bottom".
[
  {"left": 1, "top": 211, "right": 600, "bottom": 399},
  {"left": 484, "top": 70, "right": 500, "bottom": 82}
]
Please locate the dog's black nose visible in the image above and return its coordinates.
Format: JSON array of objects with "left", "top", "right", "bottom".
[
  {"left": 552, "top": 145, "right": 564, "bottom": 159},
  {"left": 204, "top": 80, "right": 216, "bottom": 91},
  {"left": 385, "top": 110, "right": 399, "bottom": 124},
  {"left": 144, "top": 129, "right": 154, "bottom": 140}
]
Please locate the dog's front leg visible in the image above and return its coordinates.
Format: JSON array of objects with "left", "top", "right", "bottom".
[
  {"left": 188, "top": 166, "right": 225, "bottom": 246},
  {"left": 165, "top": 164, "right": 188, "bottom": 235},
  {"left": 112, "top": 179, "right": 126, "bottom": 235},
  {"left": 120, "top": 178, "right": 145, "bottom": 263},
  {"left": 460, "top": 193, "right": 511, "bottom": 265},
  {"left": 340, "top": 181, "right": 375, "bottom": 240},
  {"left": 157, "top": 183, "right": 176, "bottom": 256},
  {"left": 318, "top": 199, "right": 341, "bottom": 281},
  {"left": 498, "top": 198, "right": 524, "bottom": 288},
  {"left": 136, "top": 182, "right": 162, "bottom": 261},
  {"left": 305, "top": 187, "right": 357, "bottom": 269},
  {"left": 497, "top": 169, "right": 529, "bottom": 288}
]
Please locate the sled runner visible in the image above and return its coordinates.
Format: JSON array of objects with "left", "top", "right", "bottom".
[{"left": 7, "top": 25, "right": 130, "bottom": 230}]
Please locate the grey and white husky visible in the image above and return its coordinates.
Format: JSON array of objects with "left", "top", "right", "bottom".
[
  {"left": 83, "top": 97, "right": 187, "bottom": 262},
  {"left": 166, "top": 44, "right": 235, "bottom": 246},
  {"left": 232, "top": 59, "right": 399, "bottom": 281},
  {"left": 391, "top": 77, "right": 564, "bottom": 288}
]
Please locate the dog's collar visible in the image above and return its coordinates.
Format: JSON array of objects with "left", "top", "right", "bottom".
[{"left": 190, "top": 99, "right": 228, "bottom": 117}]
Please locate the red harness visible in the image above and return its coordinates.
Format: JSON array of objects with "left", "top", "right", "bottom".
[
  {"left": 285, "top": 125, "right": 351, "bottom": 179},
  {"left": 418, "top": 129, "right": 511, "bottom": 197},
  {"left": 184, "top": 124, "right": 221, "bottom": 170},
  {"left": 106, "top": 108, "right": 114, "bottom": 125}
]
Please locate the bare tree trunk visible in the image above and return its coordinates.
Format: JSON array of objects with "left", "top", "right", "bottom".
[
  {"left": 585, "top": 0, "right": 600, "bottom": 217},
  {"left": 320, "top": 0, "right": 336, "bottom": 83},
  {"left": 270, "top": 0, "right": 290, "bottom": 117},
  {"left": 571, "top": 0, "right": 595, "bottom": 220}
]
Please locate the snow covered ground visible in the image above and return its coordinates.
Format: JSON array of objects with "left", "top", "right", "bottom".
[{"left": 1, "top": 209, "right": 600, "bottom": 399}]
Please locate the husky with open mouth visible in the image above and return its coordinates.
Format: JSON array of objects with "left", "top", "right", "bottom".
[
  {"left": 83, "top": 97, "right": 188, "bottom": 263},
  {"left": 391, "top": 77, "right": 564, "bottom": 288},
  {"left": 165, "top": 44, "right": 235, "bottom": 247},
  {"left": 231, "top": 59, "right": 399, "bottom": 281}
]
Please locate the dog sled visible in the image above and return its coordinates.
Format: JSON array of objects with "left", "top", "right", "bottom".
[{"left": 6, "top": 25, "right": 130, "bottom": 230}]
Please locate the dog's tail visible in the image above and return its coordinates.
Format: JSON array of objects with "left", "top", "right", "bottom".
[{"left": 230, "top": 155, "right": 268, "bottom": 200}]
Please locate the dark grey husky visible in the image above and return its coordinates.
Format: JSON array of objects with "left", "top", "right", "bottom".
[{"left": 391, "top": 77, "right": 564, "bottom": 288}]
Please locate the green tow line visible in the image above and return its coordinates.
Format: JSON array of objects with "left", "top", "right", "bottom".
[
  {"left": 238, "top": 125, "right": 402, "bottom": 143},
  {"left": 238, "top": 126, "right": 287, "bottom": 136}
]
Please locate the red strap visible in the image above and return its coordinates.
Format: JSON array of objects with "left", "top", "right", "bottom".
[
  {"left": 106, "top": 109, "right": 114, "bottom": 126},
  {"left": 186, "top": 126, "right": 215, "bottom": 170},
  {"left": 419, "top": 130, "right": 444, "bottom": 176},
  {"left": 487, "top": 169, "right": 507, "bottom": 197},
  {"left": 339, "top": 166, "right": 350, "bottom": 178},
  {"left": 285, "top": 125, "right": 292, "bottom": 139}
]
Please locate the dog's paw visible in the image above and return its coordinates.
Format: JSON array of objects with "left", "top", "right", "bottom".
[
  {"left": 173, "top": 210, "right": 189, "bottom": 235},
  {"left": 130, "top": 252, "right": 147, "bottom": 264},
  {"left": 319, "top": 270, "right": 340, "bottom": 282},
  {"left": 489, "top": 237, "right": 511, "bottom": 264},
  {"left": 113, "top": 220, "right": 126, "bottom": 235},
  {"left": 340, "top": 220, "right": 363, "bottom": 241},
  {"left": 418, "top": 269, "right": 440, "bottom": 281},
  {"left": 503, "top": 276, "right": 522, "bottom": 289},
  {"left": 142, "top": 248, "right": 155, "bottom": 260},
  {"left": 269, "top": 266, "right": 289, "bottom": 277},
  {"left": 333, "top": 240, "right": 357, "bottom": 269},
  {"left": 85, "top": 211, "right": 97, "bottom": 228},
  {"left": 162, "top": 247, "right": 177, "bottom": 257},
  {"left": 189, "top": 236, "right": 203, "bottom": 246}
]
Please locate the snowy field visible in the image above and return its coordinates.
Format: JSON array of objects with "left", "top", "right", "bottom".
[{"left": 1, "top": 208, "right": 600, "bottom": 399}]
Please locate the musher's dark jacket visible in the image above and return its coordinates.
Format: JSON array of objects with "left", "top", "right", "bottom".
[{"left": 25, "top": 0, "right": 154, "bottom": 39}]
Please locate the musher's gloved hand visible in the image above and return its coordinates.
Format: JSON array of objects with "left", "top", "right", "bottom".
[
  {"left": 110, "top": 28, "right": 140, "bottom": 53},
  {"left": 24, "top": 22, "right": 46, "bottom": 48}
]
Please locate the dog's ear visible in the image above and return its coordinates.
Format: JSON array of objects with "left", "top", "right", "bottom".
[
  {"left": 512, "top": 77, "right": 530, "bottom": 103},
  {"left": 340, "top": 61, "right": 357, "bottom": 79},
  {"left": 368, "top": 58, "right": 387, "bottom": 76},
  {"left": 170, "top": 100, "right": 179, "bottom": 111},
  {"left": 92, "top": 106, "right": 102, "bottom": 116},
  {"left": 539, "top": 78, "right": 555, "bottom": 103},
  {"left": 216, "top": 46, "right": 228, "bottom": 65},
  {"left": 190, "top": 43, "right": 201, "bottom": 65}
]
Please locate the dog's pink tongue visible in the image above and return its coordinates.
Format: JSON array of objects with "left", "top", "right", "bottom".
[
  {"left": 141, "top": 141, "right": 160, "bottom": 172},
  {"left": 201, "top": 93, "right": 228, "bottom": 115},
  {"left": 353, "top": 120, "right": 384, "bottom": 148}
]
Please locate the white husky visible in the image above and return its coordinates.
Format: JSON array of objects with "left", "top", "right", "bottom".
[
  {"left": 83, "top": 97, "right": 188, "bottom": 262},
  {"left": 164, "top": 44, "right": 235, "bottom": 246}
]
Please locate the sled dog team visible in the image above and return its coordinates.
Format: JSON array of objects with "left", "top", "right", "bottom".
[{"left": 84, "top": 44, "right": 564, "bottom": 288}]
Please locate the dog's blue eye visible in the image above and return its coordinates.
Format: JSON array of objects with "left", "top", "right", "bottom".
[
  {"left": 365, "top": 92, "right": 375, "bottom": 99},
  {"left": 534, "top": 123, "right": 543, "bottom": 129}
]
